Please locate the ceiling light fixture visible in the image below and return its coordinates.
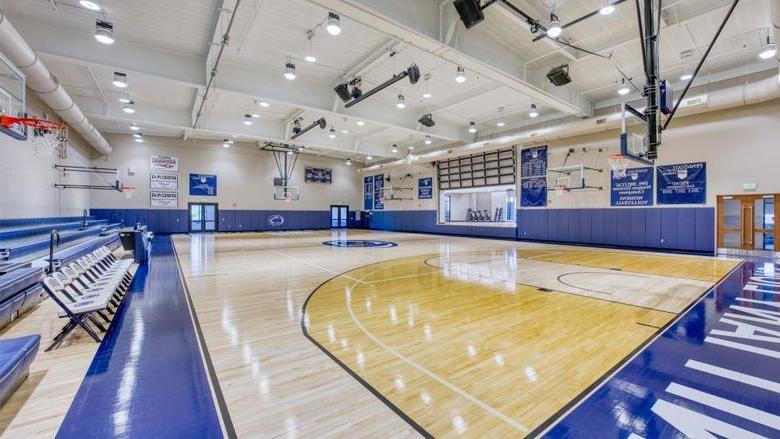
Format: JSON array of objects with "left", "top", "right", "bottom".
[
  {"left": 222, "top": 139, "right": 233, "bottom": 148},
  {"left": 529, "top": 103, "right": 539, "bottom": 118},
  {"left": 95, "top": 19, "right": 115, "bottom": 45},
  {"left": 356, "top": 120, "right": 365, "bottom": 126},
  {"left": 391, "top": 144, "right": 398, "bottom": 153},
  {"left": 422, "top": 73, "right": 432, "bottom": 98},
  {"left": 258, "top": 100, "right": 270, "bottom": 108},
  {"left": 759, "top": 36, "right": 777, "bottom": 60},
  {"left": 408, "top": 146, "right": 414, "bottom": 151},
  {"left": 132, "top": 132, "right": 142, "bottom": 139},
  {"left": 366, "top": 155, "right": 373, "bottom": 160},
  {"left": 130, "top": 123, "right": 140, "bottom": 131},
  {"left": 425, "top": 135, "right": 432, "bottom": 145},
  {"left": 455, "top": 66, "right": 466, "bottom": 83},
  {"left": 546, "top": 14, "right": 562, "bottom": 38},
  {"left": 284, "top": 62, "right": 297, "bottom": 80},
  {"left": 134, "top": 134, "right": 144, "bottom": 143},
  {"left": 468, "top": 121, "right": 477, "bottom": 133},
  {"left": 341, "top": 129, "right": 349, "bottom": 134},
  {"left": 345, "top": 157, "right": 352, "bottom": 166},
  {"left": 680, "top": 72, "right": 693, "bottom": 81},
  {"left": 599, "top": 1, "right": 615, "bottom": 15},
  {"left": 305, "top": 31, "right": 317, "bottom": 63},
  {"left": 80, "top": 1, "right": 101, "bottom": 11},
  {"left": 617, "top": 78, "right": 630, "bottom": 96},
  {"left": 497, "top": 121, "right": 505, "bottom": 127},
  {"left": 118, "top": 97, "right": 131, "bottom": 104},
  {"left": 325, "top": 12, "right": 342, "bottom": 36},
  {"left": 396, "top": 94, "right": 406, "bottom": 109},
  {"left": 287, "top": 149, "right": 294, "bottom": 155},
  {"left": 122, "top": 101, "right": 135, "bottom": 114},
  {"left": 112, "top": 72, "right": 128, "bottom": 88},
  {"left": 243, "top": 114, "right": 253, "bottom": 126},
  {"left": 329, "top": 128, "right": 336, "bottom": 139}
]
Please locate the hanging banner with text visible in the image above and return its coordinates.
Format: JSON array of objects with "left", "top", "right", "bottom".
[
  {"left": 363, "top": 176, "right": 373, "bottom": 210},
  {"left": 373, "top": 174, "right": 384, "bottom": 210},
  {"left": 520, "top": 177, "right": 548, "bottom": 207},
  {"left": 189, "top": 174, "right": 217, "bottom": 196},
  {"left": 150, "top": 155, "right": 179, "bottom": 172},
  {"left": 657, "top": 162, "right": 706, "bottom": 204},
  {"left": 150, "top": 172, "right": 178, "bottom": 190},
  {"left": 610, "top": 167, "right": 653, "bottom": 206},
  {"left": 418, "top": 177, "right": 433, "bottom": 199},
  {"left": 150, "top": 191, "right": 178, "bottom": 208}
]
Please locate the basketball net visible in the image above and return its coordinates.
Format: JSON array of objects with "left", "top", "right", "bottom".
[
  {"left": 554, "top": 175, "right": 570, "bottom": 196},
  {"left": 609, "top": 154, "right": 629, "bottom": 178},
  {"left": 119, "top": 185, "right": 136, "bottom": 199},
  {"left": 0, "top": 116, "right": 69, "bottom": 156}
]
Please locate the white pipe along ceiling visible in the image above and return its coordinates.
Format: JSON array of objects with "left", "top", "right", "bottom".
[
  {"left": 361, "top": 0, "right": 780, "bottom": 173},
  {"left": 0, "top": 11, "right": 112, "bottom": 155}
]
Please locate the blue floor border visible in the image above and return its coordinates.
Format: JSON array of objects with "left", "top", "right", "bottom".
[
  {"left": 57, "top": 236, "right": 227, "bottom": 438},
  {"left": 542, "top": 256, "right": 780, "bottom": 438}
]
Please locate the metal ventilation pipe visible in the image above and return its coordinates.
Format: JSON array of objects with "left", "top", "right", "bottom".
[{"left": 0, "top": 12, "right": 111, "bottom": 155}]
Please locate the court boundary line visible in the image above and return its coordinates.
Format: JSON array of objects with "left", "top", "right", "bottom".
[
  {"left": 530, "top": 258, "right": 747, "bottom": 437},
  {"left": 172, "top": 235, "right": 238, "bottom": 439},
  {"left": 299, "top": 259, "right": 435, "bottom": 439}
]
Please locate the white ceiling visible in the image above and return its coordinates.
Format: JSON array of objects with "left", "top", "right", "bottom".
[{"left": 3, "top": 0, "right": 777, "bottom": 161}]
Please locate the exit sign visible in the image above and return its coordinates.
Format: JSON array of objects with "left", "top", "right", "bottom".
[{"left": 743, "top": 182, "right": 757, "bottom": 191}]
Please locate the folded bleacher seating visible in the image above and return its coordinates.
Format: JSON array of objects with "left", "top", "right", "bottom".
[
  {"left": 41, "top": 246, "right": 133, "bottom": 351},
  {"left": 0, "top": 268, "right": 44, "bottom": 328},
  {"left": 0, "top": 334, "right": 40, "bottom": 407}
]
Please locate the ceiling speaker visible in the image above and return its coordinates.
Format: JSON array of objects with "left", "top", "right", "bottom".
[
  {"left": 454, "top": 0, "right": 484, "bottom": 29},
  {"left": 418, "top": 113, "right": 435, "bottom": 127},
  {"left": 547, "top": 65, "right": 572, "bottom": 86}
]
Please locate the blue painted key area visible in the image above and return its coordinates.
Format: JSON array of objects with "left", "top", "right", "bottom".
[
  {"left": 545, "top": 257, "right": 780, "bottom": 438},
  {"left": 57, "top": 236, "right": 223, "bottom": 438}
]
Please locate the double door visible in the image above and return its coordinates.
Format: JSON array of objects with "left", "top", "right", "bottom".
[
  {"left": 190, "top": 203, "right": 218, "bottom": 233},
  {"left": 717, "top": 194, "right": 776, "bottom": 251},
  {"left": 331, "top": 205, "right": 348, "bottom": 228}
]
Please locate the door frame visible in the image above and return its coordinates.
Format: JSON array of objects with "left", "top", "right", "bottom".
[
  {"left": 717, "top": 194, "right": 777, "bottom": 250},
  {"left": 330, "top": 204, "right": 349, "bottom": 229},
  {"left": 188, "top": 202, "right": 219, "bottom": 233}
]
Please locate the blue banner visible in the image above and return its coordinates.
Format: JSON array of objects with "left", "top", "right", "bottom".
[
  {"left": 657, "top": 162, "right": 706, "bottom": 204},
  {"left": 520, "top": 176, "right": 547, "bottom": 207},
  {"left": 611, "top": 166, "right": 653, "bottom": 206},
  {"left": 373, "top": 174, "right": 384, "bottom": 210},
  {"left": 520, "top": 145, "right": 547, "bottom": 178},
  {"left": 189, "top": 174, "right": 217, "bottom": 196},
  {"left": 418, "top": 177, "right": 433, "bottom": 199},
  {"left": 363, "top": 176, "right": 373, "bottom": 210},
  {"left": 304, "top": 167, "right": 332, "bottom": 184}
]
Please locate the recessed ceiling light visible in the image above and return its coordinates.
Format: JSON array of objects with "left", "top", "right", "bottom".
[
  {"left": 80, "top": 1, "right": 101, "bottom": 11},
  {"left": 112, "top": 72, "right": 128, "bottom": 88},
  {"left": 95, "top": 19, "right": 114, "bottom": 44},
  {"left": 455, "top": 66, "right": 466, "bottom": 83},
  {"left": 356, "top": 120, "right": 365, "bottom": 126},
  {"left": 284, "top": 62, "right": 296, "bottom": 80},
  {"left": 326, "top": 12, "right": 342, "bottom": 36}
]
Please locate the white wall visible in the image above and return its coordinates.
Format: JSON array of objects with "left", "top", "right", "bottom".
[
  {"left": 363, "top": 163, "right": 436, "bottom": 211},
  {"left": 365, "top": 98, "right": 780, "bottom": 212},
  {"left": 0, "top": 93, "right": 93, "bottom": 219},
  {"left": 90, "top": 135, "right": 363, "bottom": 211}
]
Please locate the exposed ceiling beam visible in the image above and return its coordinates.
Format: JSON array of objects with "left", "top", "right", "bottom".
[
  {"left": 492, "top": 1, "right": 578, "bottom": 61},
  {"left": 305, "top": 0, "right": 585, "bottom": 116}
]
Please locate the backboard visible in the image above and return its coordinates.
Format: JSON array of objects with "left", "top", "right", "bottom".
[
  {"left": 546, "top": 164, "right": 603, "bottom": 193},
  {"left": 620, "top": 103, "right": 653, "bottom": 165},
  {"left": 0, "top": 53, "right": 26, "bottom": 140},
  {"left": 274, "top": 185, "right": 300, "bottom": 202}
]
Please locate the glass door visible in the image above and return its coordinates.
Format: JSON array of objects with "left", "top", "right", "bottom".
[
  {"left": 718, "top": 195, "right": 777, "bottom": 251},
  {"left": 330, "top": 205, "right": 348, "bottom": 228},
  {"left": 190, "top": 203, "right": 218, "bottom": 233}
]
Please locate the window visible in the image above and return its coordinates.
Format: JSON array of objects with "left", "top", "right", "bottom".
[{"left": 438, "top": 185, "right": 516, "bottom": 225}]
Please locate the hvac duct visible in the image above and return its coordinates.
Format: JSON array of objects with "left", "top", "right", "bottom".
[
  {"left": 362, "top": 72, "right": 780, "bottom": 173},
  {"left": 0, "top": 12, "right": 111, "bottom": 155}
]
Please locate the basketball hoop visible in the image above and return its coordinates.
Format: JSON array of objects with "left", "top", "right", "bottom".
[
  {"left": 0, "top": 115, "right": 69, "bottom": 156},
  {"left": 608, "top": 154, "right": 629, "bottom": 178},
  {"left": 554, "top": 176, "right": 570, "bottom": 196},
  {"left": 119, "top": 185, "right": 136, "bottom": 199}
]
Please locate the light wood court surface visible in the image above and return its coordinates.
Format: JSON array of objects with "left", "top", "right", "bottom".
[{"left": 173, "top": 231, "right": 737, "bottom": 438}]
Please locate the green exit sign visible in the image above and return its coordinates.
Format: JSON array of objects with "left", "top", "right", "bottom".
[{"left": 743, "top": 182, "right": 757, "bottom": 191}]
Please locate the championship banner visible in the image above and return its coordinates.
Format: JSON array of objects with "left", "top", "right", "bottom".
[
  {"left": 150, "top": 155, "right": 179, "bottom": 172},
  {"left": 304, "top": 167, "right": 332, "bottom": 184},
  {"left": 373, "top": 174, "right": 384, "bottom": 210},
  {"left": 520, "top": 145, "right": 547, "bottom": 178},
  {"left": 520, "top": 176, "right": 547, "bottom": 207},
  {"left": 150, "top": 191, "right": 178, "bottom": 208},
  {"left": 657, "top": 162, "right": 706, "bottom": 204},
  {"left": 150, "top": 172, "right": 178, "bottom": 190},
  {"left": 363, "top": 176, "right": 374, "bottom": 210},
  {"left": 418, "top": 177, "right": 433, "bottom": 199},
  {"left": 611, "top": 167, "right": 653, "bottom": 206},
  {"left": 189, "top": 174, "right": 217, "bottom": 196}
]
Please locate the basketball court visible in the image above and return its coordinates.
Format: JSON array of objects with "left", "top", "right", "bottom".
[{"left": 0, "top": 0, "right": 779, "bottom": 438}]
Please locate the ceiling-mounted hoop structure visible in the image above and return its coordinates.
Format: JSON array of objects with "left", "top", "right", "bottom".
[
  {"left": 53, "top": 164, "right": 123, "bottom": 192},
  {"left": 264, "top": 142, "right": 301, "bottom": 201},
  {"left": 1, "top": 115, "right": 69, "bottom": 156}
]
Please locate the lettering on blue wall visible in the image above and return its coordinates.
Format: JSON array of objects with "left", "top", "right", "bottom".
[
  {"left": 611, "top": 166, "right": 653, "bottom": 206},
  {"left": 189, "top": 174, "right": 217, "bottom": 196},
  {"left": 657, "top": 162, "right": 706, "bottom": 204},
  {"left": 363, "top": 176, "right": 374, "bottom": 210},
  {"left": 418, "top": 177, "right": 433, "bottom": 199},
  {"left": 373, "top": 174, "right": 384, "bottom": 210},
  {"left": 520, "top": 177, "right": 547, "bottom": 207},
  {"left": 520, "top": 146, "right": 548, "bottom": 207}
]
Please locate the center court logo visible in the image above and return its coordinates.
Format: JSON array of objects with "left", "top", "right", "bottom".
[{"left": 267, "top": 215, "right": 285, "bottom": 226}]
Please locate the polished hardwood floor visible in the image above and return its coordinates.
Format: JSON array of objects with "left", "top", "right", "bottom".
[{"left": 173, "top": 230, "right": 737, "bottom": 438}]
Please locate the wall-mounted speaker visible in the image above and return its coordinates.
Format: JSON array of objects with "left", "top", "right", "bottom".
[
  {"left": 454, "top": 0, "right": 484, "bottom": 29},
  {"left": 547, "top": 65, "right": 572, "bottom": 86}
]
